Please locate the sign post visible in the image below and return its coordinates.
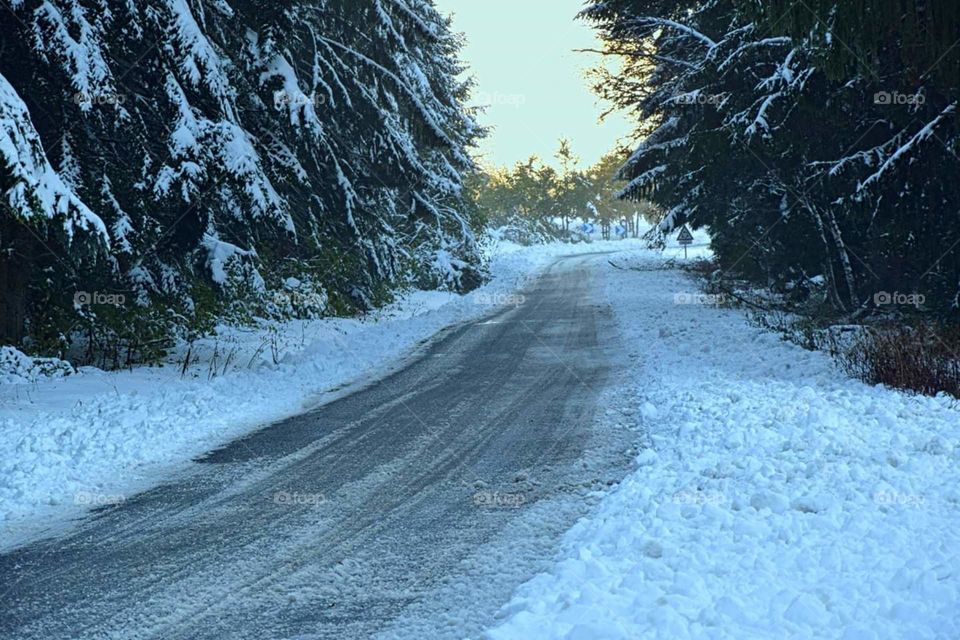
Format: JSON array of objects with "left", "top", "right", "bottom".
[{"left": 677, "top": 225, "right": 694, "bottom": 259}]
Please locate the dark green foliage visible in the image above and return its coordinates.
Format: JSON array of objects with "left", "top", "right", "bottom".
[
  {"left": 583, "top": 0, "right": 960, "bottom": 317},
  {"left": 0, "top": 0, "right": 483, "bottom": 365}
]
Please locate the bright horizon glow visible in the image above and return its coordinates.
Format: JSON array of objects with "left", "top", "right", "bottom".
[{"left": 433, "top": 0, "right": 633, "bottom": 170}]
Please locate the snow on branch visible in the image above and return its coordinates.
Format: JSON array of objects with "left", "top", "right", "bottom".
[
  {"left": 717, "top": 37, "right": 791, "bottom": 72},
  {"left": 315, "top": 35, "right": 455, "bottom": 152},
  {"left": 201, "top": 231, "right": 258, "bottom": 286},
  {"left": 744, "top": 91, "right": 783, "bottom": 138},
  {"left": 738, "top": 48, "right": 813, "bottom": 139},
  {"left": 857, "top": 103, "right": 956, "bottom": 192},
  {"left": 617, "top": 164, "right": 667, "bottom": 199},
  {"left": 259, "top": 52, "right": 324, "bottom": 135},
  {"left": 0, "top": 73, "right": 107, "bottom": 242},
  {"left": 162, "top": 0, "right": 236, "bottom": 117},
  {"left": 626, "top": 17, "right": 718, "bottom": 49},
  {"left": 657, "top": 203, "right": 693, "bottom": 232},
  {"left": 618, "top": 117, "right": 679, "bottom": 177},
  {"left": 31, "top": 0, "right": 121, "bottom": 115}
]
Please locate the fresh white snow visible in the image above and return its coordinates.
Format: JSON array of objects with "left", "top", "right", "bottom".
[
  {"left": 0, "top": 238, "right": 642, "bottom": 550},
  {"left": 7, "top": 233, "right": 955, "bottom": 639},
  {"left": 488, "top": 248, "right": 960, "bottom": 640}
]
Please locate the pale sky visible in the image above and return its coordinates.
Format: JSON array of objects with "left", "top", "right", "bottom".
[{"left": 433, "top": 0, "right": 633, "bottom": 170}]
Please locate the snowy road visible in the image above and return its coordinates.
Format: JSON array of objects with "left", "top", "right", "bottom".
[{"left": 0, "top": 255, "right": 635, "bottom": 640}]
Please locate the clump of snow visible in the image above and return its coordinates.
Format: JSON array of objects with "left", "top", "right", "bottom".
[
  {"left": 488, "top": 249, "right": 960, "bottom": 639},
  {"left": 0, "top": 346, "right": 76, "bottom": 385},
  {"left": 201, "top": 231, "right": 260, "bottom": 286}
]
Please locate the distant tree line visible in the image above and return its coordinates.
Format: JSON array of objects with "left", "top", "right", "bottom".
[
  {"left": 467, "top": 141, "right": 659, "bottom": 243},
  {"left": 584, "top": 0, "right": 960, "bottom": 316}
]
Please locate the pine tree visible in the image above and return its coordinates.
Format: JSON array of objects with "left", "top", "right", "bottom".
[
  {"left": 0, "top": 0, "right": 483, "bottom": 361},
  {"left": 583, "top": 0, "right": 960, "bottom": 315}
]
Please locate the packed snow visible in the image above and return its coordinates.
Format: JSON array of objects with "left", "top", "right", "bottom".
[
  {"left": 488, "top": 247, "right": 960, "bottom": 639},
  {"left": 0, "top": 238, "right": 642, "bottom": 550}
]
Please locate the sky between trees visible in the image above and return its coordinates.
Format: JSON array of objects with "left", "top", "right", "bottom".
[{"left": 433, "top": 0, "right": 632, "bottom": 170}]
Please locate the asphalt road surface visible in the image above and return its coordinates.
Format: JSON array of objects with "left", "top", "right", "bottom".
[{"left": 0, "top": 254, "right": 637, "bottom": 640}]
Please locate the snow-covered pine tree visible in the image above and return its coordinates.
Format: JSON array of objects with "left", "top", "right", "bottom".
[
  {"left": 0, "top": 72, "right": 108, "bottom": 346},
  {"left": 0, "top": 0, "right": 482, "bottom": 362},
  {"left": 583, "top": 0, "right": 960, "bottom": 315}
]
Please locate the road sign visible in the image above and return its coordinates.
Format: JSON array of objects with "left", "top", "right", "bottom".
[{"left": 677, "top": 225, "right": 694, "bottom": 259}]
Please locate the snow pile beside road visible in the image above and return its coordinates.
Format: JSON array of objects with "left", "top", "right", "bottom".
[
  {"left": 489, "top": 250, "right": 960, "bottom": 639},
  {"left": 0, "top": 347, "right": 76, "bottom": 385},
  {"left": 0, "top": 238, "right": 644, "bottom": 549}
]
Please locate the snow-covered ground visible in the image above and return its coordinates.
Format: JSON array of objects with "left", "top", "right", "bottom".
[
  {"left": 16, "top": 227, "right": 951, "bottom": 640},
  {"left": 489, "top": 248, "right": 960, "bottom": 640},
  {"left": 0, "top": 238, "right": 644, "bottom": 550}
]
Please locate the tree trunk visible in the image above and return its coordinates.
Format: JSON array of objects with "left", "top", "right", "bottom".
[
  {"left": 0, "top": 222, "right": 33, "bottom": 345},
  {"left": 804, "top": 201, "right": 855, "bottom": 312},
  {"left": 821, "top": 207, "right": 860, "bottom": 310}
]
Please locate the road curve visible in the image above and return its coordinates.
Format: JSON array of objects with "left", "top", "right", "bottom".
[{"left": 0, "top": 254, "right": 636, "bottom": 640}]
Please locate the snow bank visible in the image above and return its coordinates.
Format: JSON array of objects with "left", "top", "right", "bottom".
[
  {"left": 489, "top": 250, "right": 960, "bottom": 639},
  {"left": 0, "top": 239, "right": 643, "bottom": 550},
  {"left": 0, "top": 347, "right": 76, "bottom": 385}
]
